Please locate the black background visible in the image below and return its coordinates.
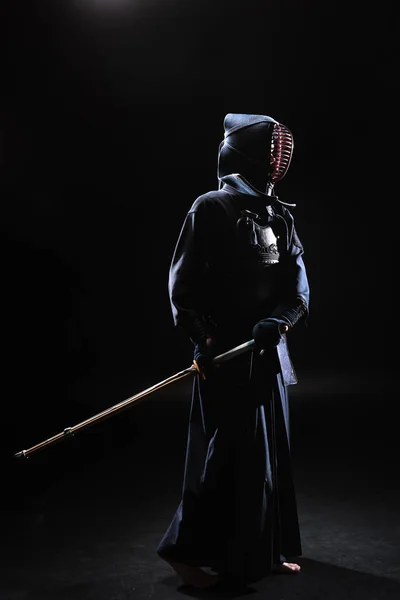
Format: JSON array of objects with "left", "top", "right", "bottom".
[{"left": 1, "top": 1, "right": 398, "bottom": 479}]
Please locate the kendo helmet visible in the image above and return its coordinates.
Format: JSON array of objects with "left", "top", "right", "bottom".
[{"left": 217, "top": 113, "right": 294, "bottom": 196}]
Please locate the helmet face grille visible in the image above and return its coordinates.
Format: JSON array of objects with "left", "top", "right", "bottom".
[{"left": 271, "top": 123, "right": 294, "bottom": 182}]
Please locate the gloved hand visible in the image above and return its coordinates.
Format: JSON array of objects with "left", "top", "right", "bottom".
[
  {"left": 252, "top": 319, "right": 288, "bottom": 349},
  {"left": 193, "top": 337, "right": 216, "bottom": 380}
]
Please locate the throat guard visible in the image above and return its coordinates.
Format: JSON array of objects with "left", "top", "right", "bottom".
[{"left": 236, "top": 208, "right": 281, "bottom": 266}]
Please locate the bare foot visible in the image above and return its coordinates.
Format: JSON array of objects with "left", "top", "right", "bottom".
[
  {"left": 273, "top": 561, "right": 301, "bottom": 574},
  {"left": 165, "top": 559, "right": 220, "bottom": 588}
]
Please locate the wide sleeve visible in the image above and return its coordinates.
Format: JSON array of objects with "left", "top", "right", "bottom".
[
  {"left": 168, "top": 204, "right": 213, "bottom": 344},
  {"left": 269, "top": 223, "right": 310, "bottom": 329}
]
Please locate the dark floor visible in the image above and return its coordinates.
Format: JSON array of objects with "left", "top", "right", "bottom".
[{"left": 1, "top": 367, "right": 399, "bottom": 600}]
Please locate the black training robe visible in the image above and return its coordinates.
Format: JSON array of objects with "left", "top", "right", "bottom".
[{"left": 157, "top": 182, "right": 310, "bottom": 585}]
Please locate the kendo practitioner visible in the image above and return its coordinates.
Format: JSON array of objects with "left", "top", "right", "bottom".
[{"left": 157, "top": 113, "right": 310, "bottom": 591}]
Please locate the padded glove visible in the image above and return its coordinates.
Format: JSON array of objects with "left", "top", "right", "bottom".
[{"left": 252, "top": 318, "right": 286, "bottom": 349}]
